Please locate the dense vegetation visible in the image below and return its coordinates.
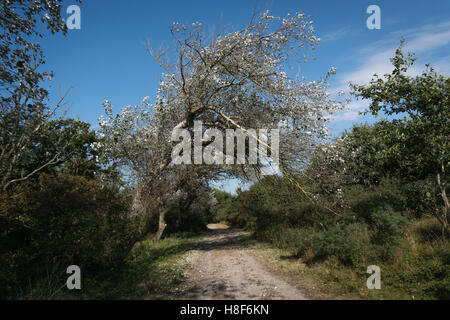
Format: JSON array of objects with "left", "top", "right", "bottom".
[
  {"left": 210, "top": 49, "right": 449, "bottom": 299},
  {"left": 1, "top": 1, "right": 448, "bottom": 300},
  {"left": 0, "top": 118, "right": 211, "bottom": 299},
  {"left": 0, "top": 1, "right": 214, "bottom": 299}
]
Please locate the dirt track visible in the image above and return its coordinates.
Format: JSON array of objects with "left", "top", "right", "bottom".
[{"left": 177, "top": 224, "right": 307, "bottom": 300}]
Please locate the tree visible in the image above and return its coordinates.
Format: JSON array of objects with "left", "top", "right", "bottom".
[
  {"left": 211, "top": 189, "right": 235, "bottom": 222},
  {"left": 98, "top": 11, "right": 343, "bottom": 239},
  {"left": 0, "top": 0, "right": 82, "bottom": 191},
  {"left": 350, "top": 43, "right": 450, "bottom": 235},
  {"left": 23, "top": 119, "right": 100, "bottom": 178}
]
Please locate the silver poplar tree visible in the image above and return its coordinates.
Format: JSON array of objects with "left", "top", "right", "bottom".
[{"left": 98, "top": 11, "right": 344, "bottom": 239}]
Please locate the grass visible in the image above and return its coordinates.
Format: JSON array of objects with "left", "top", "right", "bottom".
[
  {"left": 51, "top": 218, "right": 448, "bottom": 300},
  {"left": 59, "top": 232, "right": 204, "bottom": 299},
  {"left": 244, "top": 217, "right": 450, "bottom": 300}
]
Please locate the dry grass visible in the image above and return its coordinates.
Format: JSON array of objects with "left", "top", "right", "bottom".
[{"left": 243, "top": 217, "right": 450, "bottom": 300}]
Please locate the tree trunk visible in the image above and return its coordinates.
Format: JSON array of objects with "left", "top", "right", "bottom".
[
  {"left": 130, "top": 186, "right": 146, "bottom": 219},
  {"left": 154, "top": 208, "right": 168, "bottom": 241},
  {"left": 436, "top": 164, "right": 449, "bottom": 237}
]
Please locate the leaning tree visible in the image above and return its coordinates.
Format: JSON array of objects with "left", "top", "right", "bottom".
[{"left": 98, "top": 11, "right": 343, "bottom": 239}]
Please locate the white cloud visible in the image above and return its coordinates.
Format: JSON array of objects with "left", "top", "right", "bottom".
[
  {"left": 331, "top": 110, "right": 361, "bottom": 122},
  {"left": 432, "top": 55, "right": 450, "bottom": 75},
  {"left": 329, "top": 100, "right": 369, "bottom": 122},
  {"left": 321, "top": 27, "right": 353, "bottom": 42},
  {"left": 341, "top": 20, "right": 450, "bottom": 87},
  {"left": 328, "top": 20, "right": 450, "bottom": 122}
]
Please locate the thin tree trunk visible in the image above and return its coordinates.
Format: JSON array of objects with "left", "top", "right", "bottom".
[
  {"left": 436, "top": 164, "right": 449, "bottom": 237},
  {"left": 154, "top": 208, "right": 168, "bottom": 241},
  {"left": 129, "top": 186, "right": 146, "bottom": 220}
]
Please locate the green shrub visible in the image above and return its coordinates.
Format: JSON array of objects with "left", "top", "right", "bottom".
[
  {"left": 311, "top": 223, "right": 370, "bottom": 266},
  {"left": 254, "top": 226, "right": 307, "bottom": 249},
  {"left": 165, "top": 206, "right": 210, "bottom": 234},
  {"left": 369, "top": 205, "right": 408, "bottom": 242},
  {"left": 344, "top": 178, "right": 408, "bottom": 220},
  {"left": 400, "top": 177, "right": 441, "bottom": 217},
  {"left": 227, "top": 211, "right": 256, "bottom": 229},
  {"left": 210, "top": 189, "right": 235, "bottom": 223},
  {"left": 367, "top": 205, "right": 408, "bottom": 260},
  {"left": 0, "top": 173, "right": 135, "bottom": 299}
]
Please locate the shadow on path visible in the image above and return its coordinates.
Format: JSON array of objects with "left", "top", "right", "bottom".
[{"left": 176, "top": 224, "right": 307, "bottom": 300}]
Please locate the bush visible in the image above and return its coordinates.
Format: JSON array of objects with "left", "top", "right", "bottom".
[
  {"left": 368, "top": 205, "right": 408, "bottom": 260},
  {"left": 210, "top": 190, "right": 235, "bottom": 223},
  {"left": 311, "top": 223, "right": 370, "bottom": 266},
  {"left": 227, "top": 210, "right": 256, "bottom": 229},
  {"left": 344, "top": 178, "right": 408, "bottom": 220},
  {"left": 230, "top": 177, "right": 332, "bottom": 232},
  {"left": 254, "top": 225, "right": 307, "bottom": 249},
  {"left": 165, "top": 206, "right": 210, "bottom": 234},
  {"left": 400, "top": 177, "right": 441, "bottom": 218},
  {"left": 0, "top": 173, "right": 136, "bottom": 299},
  {"left": 369, "top": 205, "right": 408, "bottom": 242}
]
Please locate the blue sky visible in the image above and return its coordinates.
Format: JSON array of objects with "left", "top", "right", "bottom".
[{"left": 38, "top": 0, "right": 450, "bottom": 193}]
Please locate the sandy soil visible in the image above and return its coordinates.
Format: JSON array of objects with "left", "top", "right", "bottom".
[{"left": 177, "top": 224, "right": 307, "bottom": 300}]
